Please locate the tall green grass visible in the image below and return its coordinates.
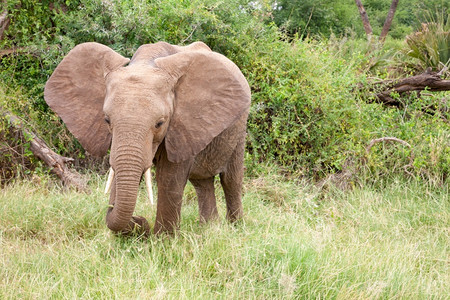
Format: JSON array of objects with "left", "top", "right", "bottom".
[{"left": 1, "top": 172, "right": 448, "bottom": 298}]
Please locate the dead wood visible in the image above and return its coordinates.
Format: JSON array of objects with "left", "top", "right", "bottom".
[
  {"left": 375, "top": 70, "right": 450, "bottom": 106},
  {"left": 0, "top": 47, "right": 39, "bottom": 58},
  {"left": 1, "top": 109, "right": 88, "bottom": 191},
  {"left": 317, "top": 136, "right": 415, "bottom": 190},
  {"left": 0, "top": 48, "right": 19, "bottom": 56},
  {"left": 365, "top": 137, "right": 414, "bottom": 175},
  {"left": 316, "top": 157, "right": 358, "bottom": 191},
  {"left": 0, "top": 4, "right": 9, "bottom": 41}
]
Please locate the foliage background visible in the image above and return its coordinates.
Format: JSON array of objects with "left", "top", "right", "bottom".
[
  {"left": 272, "top": 0, "right": 450, "bottom": 39},
  {"left": 0, "top": 0, "right": 449, "bottom": 184}
]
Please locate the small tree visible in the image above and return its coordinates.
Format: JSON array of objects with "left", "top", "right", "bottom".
[
  {"left": 380, "top": 0, "right": 400, "bottom": 42},
  {"left": 355, "top": 0, "right": 373, "bottom": 39},
  {"left": 355, "top": 0, "right": 400, "bottom": 44}
]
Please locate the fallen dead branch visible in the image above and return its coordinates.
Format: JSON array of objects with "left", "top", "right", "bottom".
[
  {"left": 365, "top": 136, "right": 414, "bottom": 175},
  {"left": 365, "top": 136, "right": 411, "bottom": 154},
  {"left": 0, "top": 4, "right": 9, "bottom": 41},
  {"left": 318, "top": 136, "right": 414, "bottom": 190},
  {"left": 0, "top": 48, "right": 19, "bottom": 56},
  {"left": 375, "top": 69, "right": 450, "bottom": 106},
  {"left": 1, "top": 109, "right": 88, "bottom": 191}
]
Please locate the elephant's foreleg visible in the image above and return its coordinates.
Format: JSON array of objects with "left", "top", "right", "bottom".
[
  {"left": 154, "top": 152, "right": 192, "bottom": 234},
  {"left": 190, "top": 177, "right": 218, "bottom": 223},
  {"left": 219, "top": 138, "right": 245, "bottom": 222}
]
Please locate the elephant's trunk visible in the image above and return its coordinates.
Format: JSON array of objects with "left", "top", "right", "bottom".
[{"left": 106, "top": 134, "right": 148, "bottom": 234}]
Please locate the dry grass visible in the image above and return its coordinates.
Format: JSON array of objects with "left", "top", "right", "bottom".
[{"left": 0, "top": 171, "right": 448, "bottom": 299}]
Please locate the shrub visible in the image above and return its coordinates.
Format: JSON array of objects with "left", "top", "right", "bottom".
[
  {"left": 1, "top": 0, "right": 448, "bottom": 183},
  {"left": 244, "top": 35, "right": 366, "bottom": 176},
  {"left": 405, "top": 14, "right": 450, "bottom": 72}
]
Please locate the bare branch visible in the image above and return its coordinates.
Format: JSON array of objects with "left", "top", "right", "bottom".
[
  {"left": 365, "top": 137, "right": 414, "bottom": 175},
  {"left": 1, "top": 109, "right": 88, "bottom": 191},
  {"left": 181, "top": 24, "right": 199, "bottom": 44},
  {"left": 0, "top": 4, "right": 9, "bottom": 41},
  {"left": 376, "top": 70, "right": 450, "bottom": 106},
  {"left": 317, "top": 136, "right": 417, "bottom": 190},
  {"left": 365, "top": 137, "right": 411, "bottom": 154}
]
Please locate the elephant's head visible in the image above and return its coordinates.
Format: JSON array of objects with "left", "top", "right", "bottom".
[{"left": 44, "top": 42, "right": 250, "bottom": 234}]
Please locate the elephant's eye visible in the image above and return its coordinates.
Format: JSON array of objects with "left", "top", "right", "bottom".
[
  {"left": 104, "top": 116, "right": 111, "bottom": 125},
  {"left": 155, "top": 121, "right": 164, "bottom": 129}
]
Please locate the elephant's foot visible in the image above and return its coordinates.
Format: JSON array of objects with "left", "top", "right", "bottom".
[
  {"left": 199, "top": 209, "right": 219, "bottom": 224},
  {"left": 153, "top": 219, "right": 179, "bottom": 236},
  {"left": 116, "top": 216, "right": 151, "bottom": 237},
  {"left": 226, "top": 206, "right": 243, "bottom": 223}
]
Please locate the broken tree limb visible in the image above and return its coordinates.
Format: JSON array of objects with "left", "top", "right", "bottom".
[
  {"left": 0, "top": 48, "right": 23, "bottom": 57},
  {"left": 365, "top": 137, "right": 414, "bottom": 175},
  {"left": 0, "top": 3, "right": 9, "bottom": 41},
  {"left": 1, "top": 109, "right": 88, "bottom": 191},
  {"left": 317, "top": 136, "right": 416, "bottom": 190},
  {"left": 375, "top": 70, "right": 450, "bottom": 106},
  {"left": 365, "top": 137, "right": 411, "bottom": 154}
]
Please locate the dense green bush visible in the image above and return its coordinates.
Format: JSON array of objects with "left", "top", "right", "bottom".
[
  {"left": 1, "top": 0, "right": 263, "bottom": 156},
  {"left": 244, "top": 36, "right": 365, "bottom": 174},
  {"left": 1, "top": 0, "right": 449, "bottom": 183}
]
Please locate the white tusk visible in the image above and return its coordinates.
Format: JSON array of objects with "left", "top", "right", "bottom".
[
  {"left": 104, "top": 168, "right": 115, "bottom": 194},
  {"left": 144, "top": 168, "right": 154, "bottom": 205}
]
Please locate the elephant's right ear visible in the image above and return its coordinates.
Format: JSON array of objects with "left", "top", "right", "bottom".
[{"left": 44, "top": 42, "right": 130, "bottom": 157}]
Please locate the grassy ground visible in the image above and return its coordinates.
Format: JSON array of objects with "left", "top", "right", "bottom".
[{"left": 0, "top": 171, "right": 448, "bottom": 299}]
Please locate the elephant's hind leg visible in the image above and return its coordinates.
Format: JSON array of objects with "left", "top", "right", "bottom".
[
  {"left": 190, "top": 177, "right": 218, "bottom": 223},
  {"left": 219, "top": 139, "right": 245, "bottom": 222}
]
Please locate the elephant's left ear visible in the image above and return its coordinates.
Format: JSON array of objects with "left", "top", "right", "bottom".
[{"left": 155, "top": 51, "right": 251, "bottom": 163}]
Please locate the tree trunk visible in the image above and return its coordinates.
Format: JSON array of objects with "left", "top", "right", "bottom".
[
  {"left": 0, "top": 4, "right": 9, "bottom": 41},
  {"left": 376, "top": 69, "right": 450, "bottom": 106},
  {"left": 379, "top": 0, "right": 399, "bottom": 43},
  {"left": 355, "top": 0, "right": 373, "bottom": 39},
  {"left": 1, "top": 109, "right": 88, "bottom": 191}
]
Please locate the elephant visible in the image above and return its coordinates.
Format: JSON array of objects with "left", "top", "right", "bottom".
[{"left": 44, "top": 41, "right": 251, "bottom": 236}]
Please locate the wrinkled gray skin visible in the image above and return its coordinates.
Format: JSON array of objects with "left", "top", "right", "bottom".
[{"left": 44, "top": 41, "right": 251, "bottom": 235}]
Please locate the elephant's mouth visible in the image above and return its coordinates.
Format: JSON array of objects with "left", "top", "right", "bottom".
[{"left": 104, "top": 167, "right": 154, "bottom": 205}]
